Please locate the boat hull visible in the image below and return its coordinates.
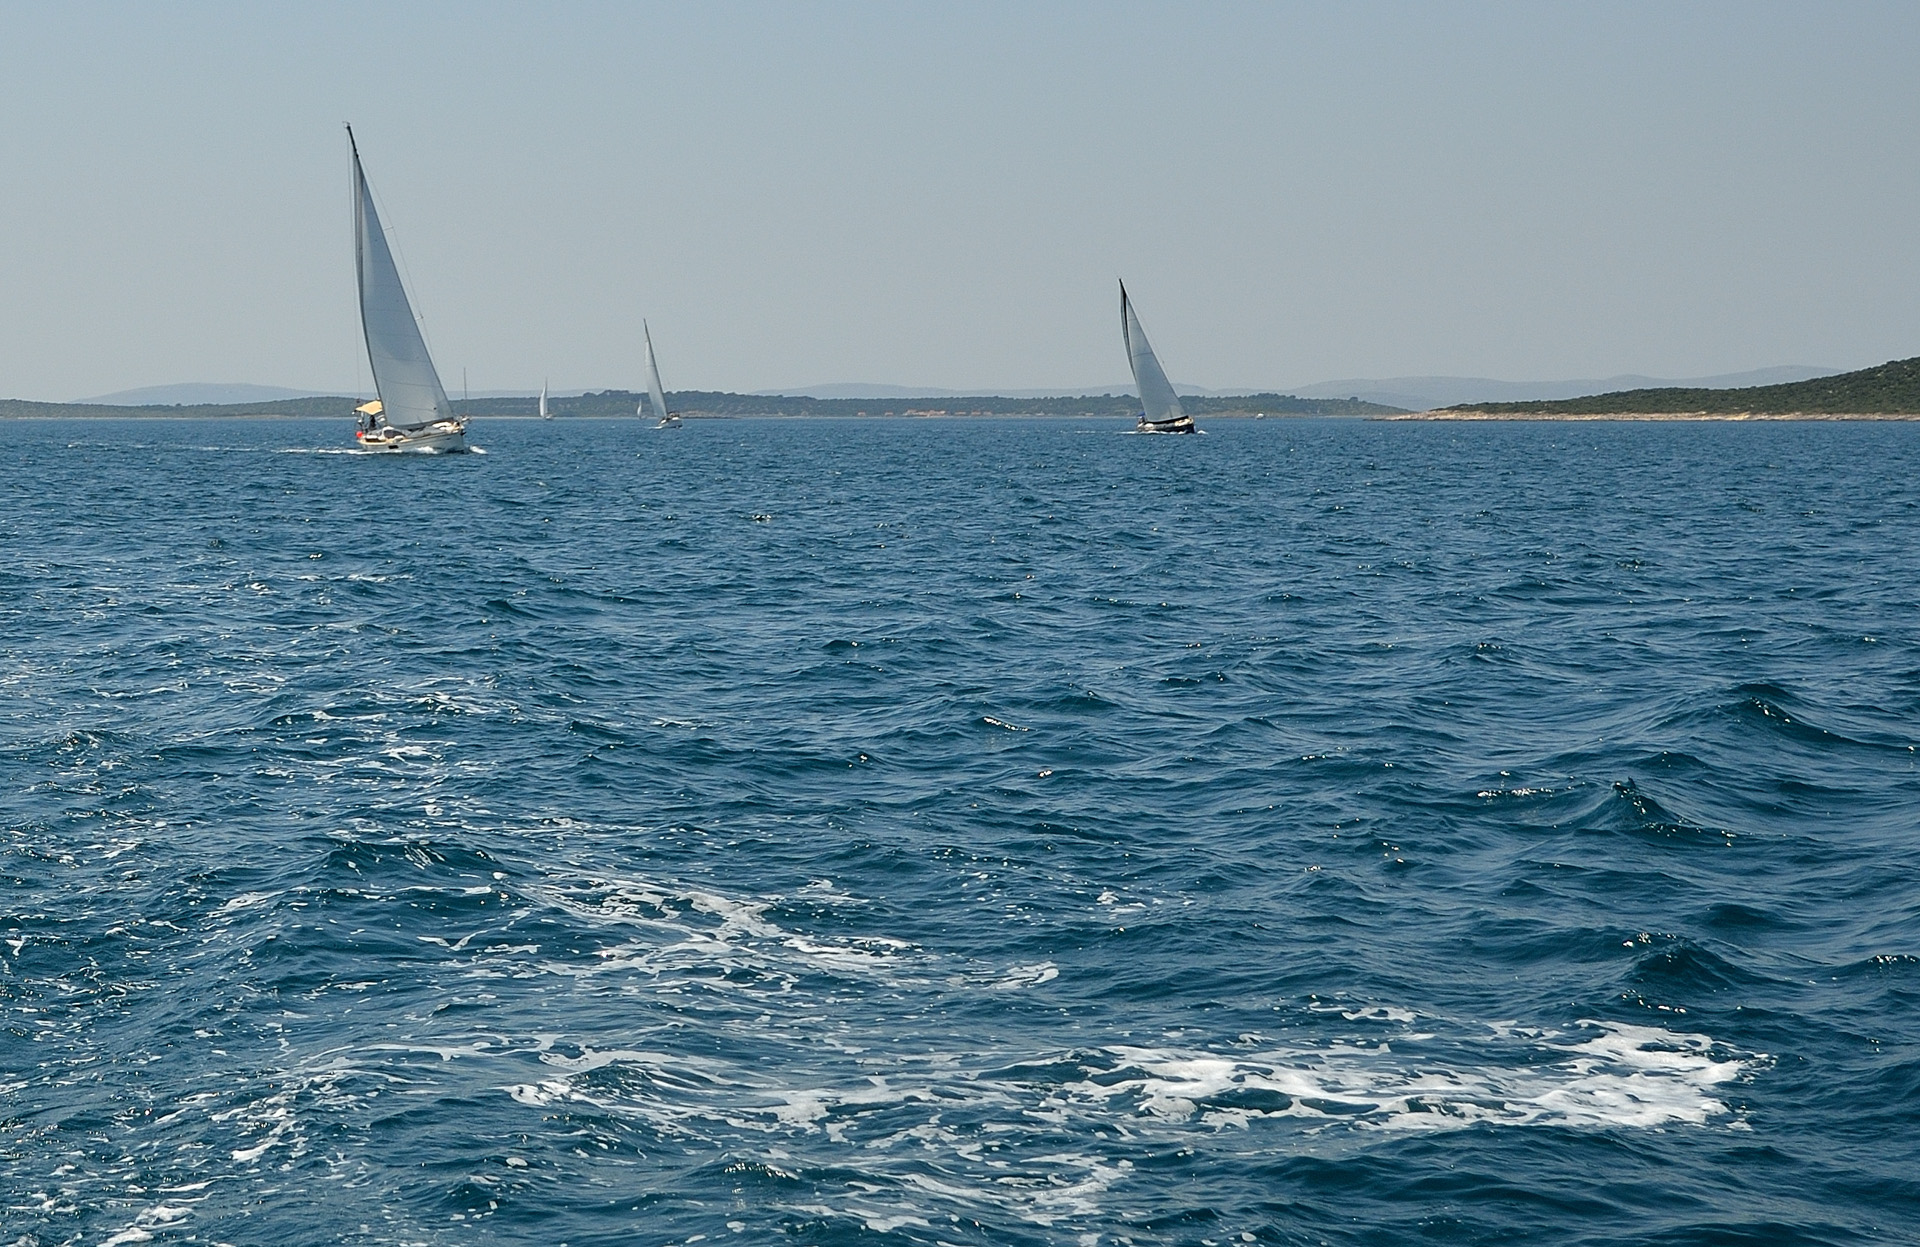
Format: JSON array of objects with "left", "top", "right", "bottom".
[
  {"left": 1136, "top": 415, "right": 1197, "bottom": 434},
  {"left": 355, "top": 419, "right": 469, "bottom": 453}
]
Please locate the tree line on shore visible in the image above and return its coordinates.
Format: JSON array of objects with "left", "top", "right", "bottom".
[{"left": 1450, "top": 355, "right": 1920, "bottom": 415}]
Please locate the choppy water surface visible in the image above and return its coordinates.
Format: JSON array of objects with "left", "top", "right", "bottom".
[{"left": 2, "top": 415, "right": 1917, "bottom": 1246}]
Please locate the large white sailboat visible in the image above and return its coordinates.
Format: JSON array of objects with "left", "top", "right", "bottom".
[
  {"left": 348, "top": 127, "right": 469, "bottom": 453},
  {"left": 643, "top": 322, "right": 682, "bottom": 429},
  {"left": 1120, "top": 281, "right": 1196, "bottom": 434},
  {"left": 539, "top": 381, "right": 552, "bottom": 420}
]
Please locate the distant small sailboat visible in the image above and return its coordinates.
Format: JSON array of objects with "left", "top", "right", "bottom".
[
  {"left": 347, "top": 126, "right": 468, "bottom": 453},
  {"left": 539, "top": 381, "right": 552, "bottom": 420},
  {"left": 643, "top": 322, "right": 682, "bottom": 429},
  {"left": 1120, "top": 281, "right": 1196, "bottom": 434}
]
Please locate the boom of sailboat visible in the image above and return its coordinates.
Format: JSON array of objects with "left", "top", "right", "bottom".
[{"left": 343, "top": 132, "right": 1203, "bottom": 450}]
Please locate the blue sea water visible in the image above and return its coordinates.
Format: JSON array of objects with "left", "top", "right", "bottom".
[{"left": 2, "top": 415, "right": 1917, "bottom": 1246}]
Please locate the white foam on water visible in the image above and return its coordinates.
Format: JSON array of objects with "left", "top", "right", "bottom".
[
  {"left": 1068, "top": 1020, "right": 1758, "bottom": 1134},
  {"left": 216, "top": 1087, "right": 301, "bottom": 1164},
  {"left": 215, "top": 891, "right": 277, "bottom": 915},
  {"left": 400, "top": 679, "right": 511, "bottom": 717},
  {"left": 97, "top": 1199, "right": 198, "bottom": 1245},
  {"left": 13, "top": 855, "right": 1761, "bottom": 1245},
  {"left": 521, "top": 875, "right": 921, "bottom": 994},
  {"left": 466, "top": 974, "right": 1758, "bottom": 1235},
  {"left": 856, "top": 1209, "right": 931, "bottom": 1233},
  {"left": 993, "top": 961, "right": 1060, "bottom": 988},
  {"left": 1342, "top": 1005, "right": 1418, "bottom": 1024}
]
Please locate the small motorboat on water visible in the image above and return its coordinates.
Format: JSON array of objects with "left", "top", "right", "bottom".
[
  {"left": 347, "top": 126, "right": 470, "bottom": 454},
  {"left": 1120, "top": 280, "right": 1197, "bottom": 434},
  {"left": 642, "top": 322, "right": 683, "bottom": 428}
]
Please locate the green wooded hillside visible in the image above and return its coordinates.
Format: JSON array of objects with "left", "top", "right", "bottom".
[{"left": 1450, "top": 356, "right": 1920, "bottom": 415}]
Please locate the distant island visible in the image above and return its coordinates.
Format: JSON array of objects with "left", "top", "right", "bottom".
[
  {"left": 0, "top": 391, "right": 1404, "bottom": 421},
  {"left": 1408, "top": 355, "right": 1920, "bottom": 419},
  {"left": 33, "top": 359, "right": 1918, "bottom": 422}
]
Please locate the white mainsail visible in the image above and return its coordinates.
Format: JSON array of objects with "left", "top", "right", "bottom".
[
  {"left": 1120, "top": 281, "right": 1186, "bottom": 426},
  {"left": 539, "top": 381, "right": 550, "bottom": 420},
  {"left": 642, "top": 322, "right": 670, "bottom": 423},
  {"left": 350, "top": 129, "right": 454, "bottom": 431}
]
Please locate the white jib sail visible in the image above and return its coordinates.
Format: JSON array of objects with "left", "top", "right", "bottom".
[
  {"left": 1121, "top": 282, "right": 1186, "bottom": 425},
  {"left": 352, "top": 133, "right": 454, "bottom": 431},
  {"left": 643, "top": 322, "right": 670, "bottom": 423}
]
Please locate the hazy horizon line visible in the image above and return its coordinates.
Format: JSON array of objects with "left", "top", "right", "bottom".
[{"left": 72, "top": 364, "right": 1844, "bottom": 410}]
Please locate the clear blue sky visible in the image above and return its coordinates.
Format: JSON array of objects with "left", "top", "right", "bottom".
[{"left": 2, "top": 1, "right": 1917, "bottom": 400}]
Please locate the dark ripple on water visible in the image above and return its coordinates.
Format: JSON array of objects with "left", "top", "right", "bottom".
[{"left": 2, "top": 417, "right": 1918, "bottom": 1245}]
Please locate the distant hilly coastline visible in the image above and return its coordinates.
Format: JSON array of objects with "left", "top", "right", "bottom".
[
  {"left": 70, "top": 383, "right": 582, "bottom": 407},
  {"left": 1, "top": 396, "right": 359, "bottom": 420},
  {"left": 75, "top": 383, "right": 332, "bottom": 406},
  {"left": 0, "top": 391, "right": 1402, "bottom": 421},
  {"left": 1284, "top": 365, "right": 1838, "bottom": 413},
  {"left": 1409, "top": 356, "right": 1920, "bottom": 419},
  {"left": 44, "top": 365, "right": 1845, "bottom": 415},
  {"left": 752, "top": 382, "right": 1279, "bottom": 401},
  {"left": 13, "top": 360, "right": 1905, "bottom": 421}
]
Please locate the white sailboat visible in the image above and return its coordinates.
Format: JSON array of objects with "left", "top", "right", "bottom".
[
  {"left": 539, "top": 381, "right": 552, "bottom": 420},
  {"left": 1120, "top": 281, "right": 1196, "bottom": 434},
  {"left": 643, "top": 322, "right": 682, "bottom": 428},
  {"left": 348, "top": 127, "right": 469, "bottom": 453}
]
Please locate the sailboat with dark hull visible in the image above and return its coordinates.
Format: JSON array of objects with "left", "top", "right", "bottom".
[
  {"left": 1120, "top": 281, "right": 1196, "bottom": 434},
  {"left": 348, "top": 127, "right": 469, "bottom": 453},
  {"left": 643, "top": 323, "right": 682, "bottom": 429}
]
